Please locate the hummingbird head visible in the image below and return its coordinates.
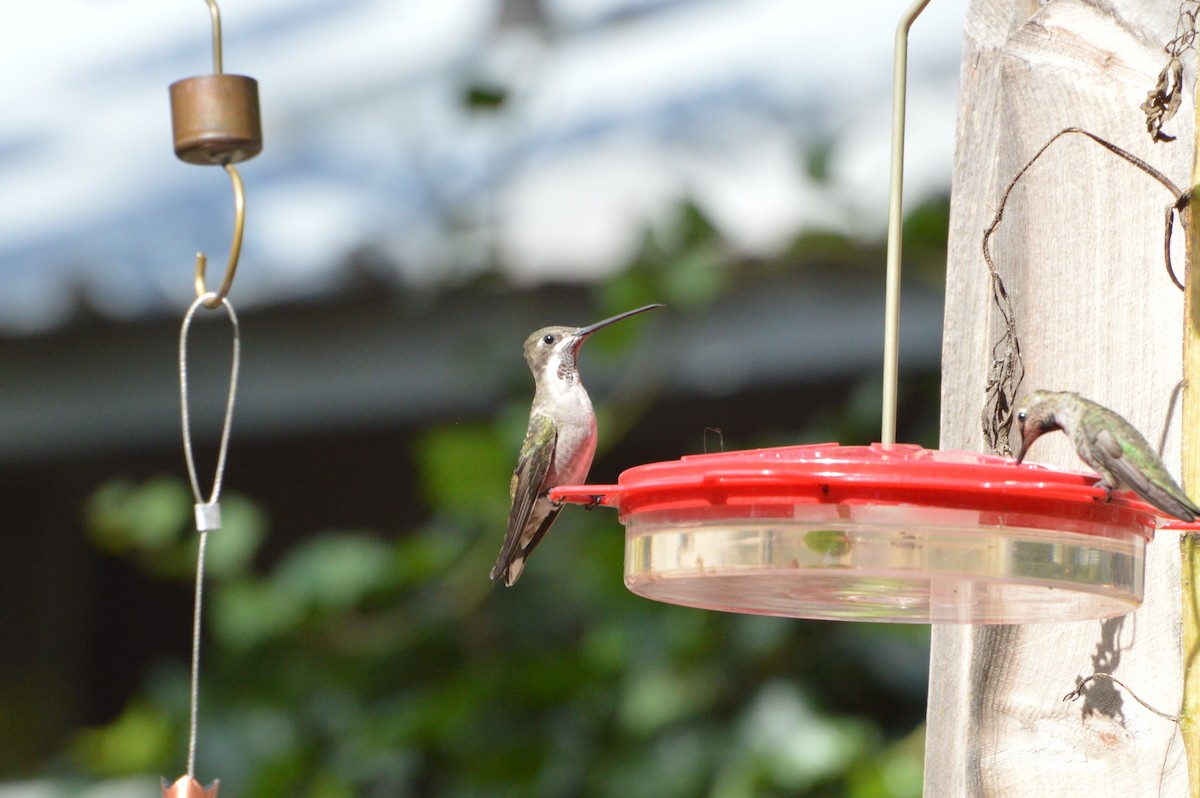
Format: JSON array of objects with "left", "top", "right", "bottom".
[
  {"left": 523, "top": 325, "right": 579, "bottom": 383},
  {"left": 522, "top": 304, "right": 664, "bottom": 384},
  {"left": 1014, "top": 389, "right": 1067, "bottom": 464}
]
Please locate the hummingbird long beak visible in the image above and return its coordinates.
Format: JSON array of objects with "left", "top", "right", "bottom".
[
  {"left": 572, "top": 303, "right": 664, "bottom": 340},
  {"left": 1014, "top": 428, "right": 1036, "bottom": 464}
]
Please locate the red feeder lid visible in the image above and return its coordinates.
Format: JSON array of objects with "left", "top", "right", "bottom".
[{"left": 552, "top": 443, "right": 1157, "bottom": 624}]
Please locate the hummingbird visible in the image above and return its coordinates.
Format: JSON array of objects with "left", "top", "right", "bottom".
[
  {"left": 1015, "top": 389, "right": 1200, "bottom": 521},
  {"left": 491, "top": 303, "right": 664, "bottom": 586}
]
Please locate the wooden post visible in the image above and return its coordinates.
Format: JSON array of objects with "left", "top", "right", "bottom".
[
  {"left": 1180, "top": 40, "right": 1200, "bottom": 794},
  {"left": 1182, "top": 535, "right": 1200, "bottom": 794},
  {"left": 929, "top": 0, "right": 1192, "bottom": 794}
]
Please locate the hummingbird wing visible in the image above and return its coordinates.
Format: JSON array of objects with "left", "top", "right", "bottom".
[
  {"left": 491, "top": 413, "right": 560, "bottom": 585},
  {"left": 1092, "top": 426, "right": 1200, "bottom": 522}
]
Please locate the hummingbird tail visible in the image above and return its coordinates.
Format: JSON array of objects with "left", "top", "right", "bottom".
[
  {"left": 490, "top": 506, "right": 562, "bottom": 587},
  {"left": 1133, "top": 482, "right": 1200, "bottom": 523},
  {"left": 490, "top": 555, "right": 526, "bottom": 587}
]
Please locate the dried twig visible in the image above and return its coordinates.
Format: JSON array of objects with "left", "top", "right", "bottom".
[{"left": 981, "top": 128, "right": 1186, "bottom": 453}]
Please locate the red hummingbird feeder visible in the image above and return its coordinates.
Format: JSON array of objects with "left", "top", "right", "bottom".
[
  {"left": 551, "top": 443, "right": 1156, "bottom": 624},
  {"left": 551, "top": 0, "right": 1163, "bottom": 624}
]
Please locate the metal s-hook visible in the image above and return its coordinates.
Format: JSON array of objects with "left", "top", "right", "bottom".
[
  {"left": 195, "top": 163, "right": 244, "bottom": 309},
  {"left": 171, "top": 0, "right": 260, "bottom": 309}
]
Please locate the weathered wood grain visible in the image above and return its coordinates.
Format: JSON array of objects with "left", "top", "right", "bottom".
[{"left": 928, "top": 0, "right": 1194, "bottom": 794}]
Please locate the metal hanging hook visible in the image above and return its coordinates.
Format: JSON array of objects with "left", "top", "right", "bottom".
[
  {"left": 204, "top": 0, "right": 224, "bottom": 75},
  {"left": 162, "top": 5, "right": 252, "bottom": 792},
  {"left": 195, "top": 163, "right": 244, "bottom": 309},
  {"left": 880, "top": 0, "right": 932, "bottom": 446},
  {"left": 173, "top": 0, "right": 257, "bottom": 308}
]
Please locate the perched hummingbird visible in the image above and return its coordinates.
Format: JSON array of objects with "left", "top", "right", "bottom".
[
  {"left": 491, "top": 303, "right": 664, "bottom": 586},
  {"left": 1015, "top": 389, "right": 1200, "bottom": 521}
]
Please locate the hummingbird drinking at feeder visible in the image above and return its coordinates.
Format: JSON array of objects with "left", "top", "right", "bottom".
[
  {"left": 491, "top": 303, "right": 664, "bottom": 586},
  {"left": 1015, "top": 389, "right": 1200, "bottom": 522}
]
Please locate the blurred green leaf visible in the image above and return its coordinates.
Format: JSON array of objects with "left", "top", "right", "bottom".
[
  {"left": 462, "top": 83, "right": 508, "bottom": 111},
  {"left": 804, "top": 529, "right": 853, "bottom": 557},
  {"left": 84, "top": 476, "right": 265, "bottom": 582},
  {"left": 846, "top": 724, "right": 924, "bottom": 798},
  {"left": 596, "top": 273, "right": 664, "bottom": 329},
  {"left": 415, "top": 423, "right": 511, "bottom": 523},
  {"left": 85, "top": 477, "right": 191, "bottom": 555},
  {"left": 391, "top": 523, "right": 471, "bottom": 586},
  {"left": 726, "top": 682, "right": 872, "bottom": 793},
  {"left": 579, "top": 622, "right": 630, "bottom": 676},
  {"left": 274, "top": 533, "right": 393, "bottom": 612},
  {"left": 212, "top": 580, "right": 303, "bottom": 649},
  {"left": 660, "top": 247, "right": 731, "bottom": 311},
  {"left": 901, "top": 195, "right": 950, "bottom": 286},
  {"left": 203, "top": 494, "right": 268, "bottom": 579},
  {"left": 69, "top": 701, "right": 173, "bottom": 777},
  {"left": 618, "top": 667, "right": 716, "bottom": 737},
  {"left": 312, "top": 774, "right": 356, "bottom": 798},
  {"left": 805, "top": 138, "right": 836, "bottom": 184}
]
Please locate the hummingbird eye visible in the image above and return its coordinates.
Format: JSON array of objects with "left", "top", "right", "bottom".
[
  {"left": 542, "top": 334, "right": 556, "bottom": 345},
  {"left": 1017, "top": 410, "right": 1027, "bottom": 422}
]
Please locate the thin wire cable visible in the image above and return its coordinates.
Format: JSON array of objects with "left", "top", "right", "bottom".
[
  {"left": 180, "top": 294, "right": 240, "bottom": 508},
  {"left": 178, "top": 292, "right": 240, "bottom": 778},
  {"left": 188, "top": 530, "right": 209, "bottom": 778}
]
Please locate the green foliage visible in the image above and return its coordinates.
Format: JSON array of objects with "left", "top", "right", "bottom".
[
  {"left": 69, "top": 701, "right": 173, "bottom": 778},
  {"left": 462, "top": 83, "right": 509, "bottom": 112},
  {"left": 63, "top": 203, "right": 939, "bottom": 796},
  {"left": 70, "top": 455, "right": 928, "bottom": 796},
  {"left": 599, "top": 203, "right": 732, "bottom": 319},
  {"left": 901, "top": 195, "right": 951, "bottom": 287},
  {"left": 804, "top": 139, "right": 836, "bottom": 185},
  {"left": 85, "top": 477, "right": 266, "bottom": 581},
  {"left": 414, "top": 422, "right": 513, "bottom": 525}
]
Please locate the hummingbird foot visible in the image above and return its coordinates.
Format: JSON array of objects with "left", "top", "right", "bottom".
[
  {"left": 585, "top": 495, "right": 603, "bottom": 511},
  {"left": 1095, "top": 480, "right": 1114, "bottom": 502}
]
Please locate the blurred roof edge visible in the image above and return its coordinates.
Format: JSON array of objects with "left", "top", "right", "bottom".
[{"left": 0, "top": 274, "right": 944, "bottom": 466}]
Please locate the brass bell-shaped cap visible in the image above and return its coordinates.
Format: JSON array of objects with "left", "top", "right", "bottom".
[{"left": 169, "top": 74, "right": 262, "bottom": 165}]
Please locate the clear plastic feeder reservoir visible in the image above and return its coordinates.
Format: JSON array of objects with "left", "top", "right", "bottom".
[{"left": 551, "top": 444, "right": 1156, "bottom": 624}]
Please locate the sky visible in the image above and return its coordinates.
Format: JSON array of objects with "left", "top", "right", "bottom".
[{"left": 0, "top": 0, "right": 967, "bottom": 332}]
